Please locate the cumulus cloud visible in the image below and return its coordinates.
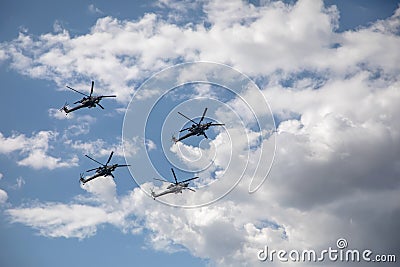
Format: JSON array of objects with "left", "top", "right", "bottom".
[
  {"left": 0, "top": 132, "right": 27, "bottom": 154},
  {"left": 80, "top": 175, "right": 118, "bottom": 205},
  {"left": 17, "top": 149, "right": 78, "bottom": 169},
  {"left": 0, "top": 131, "right": 79, "bottom": 170},
  {"left": 0, "top": 0, "right": 397, "bottom": 105},
  {"left": 2, "top": 0, "right": 400, "bottom": 266},
  {"left": 0, "top": 0, "right": 345, "bottom": 102},
  {"left": 66, "top": 137, "right": 132, "bottom": 158}
]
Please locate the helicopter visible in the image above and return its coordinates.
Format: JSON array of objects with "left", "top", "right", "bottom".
[
  {"left": 172, "top": 108, "right": 225, "bottom": 143},
  {"left": 151, "top": 168, "right": 199, "bottom": 199},
  {"left": 80, "top": 151, "right": 130, "bottom": 184},
  {"left": 61, "top": 81, "right": 116, "bottom": 113}
]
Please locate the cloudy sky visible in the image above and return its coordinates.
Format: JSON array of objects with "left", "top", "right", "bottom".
[{"left": 1, "top": 0, "right": 400, "bottom": 266}]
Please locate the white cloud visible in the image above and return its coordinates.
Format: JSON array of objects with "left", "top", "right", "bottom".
[
  {"left": 0, "top": 131, "right": 79, "bottom": 170},
  {"left": 12, "top": 177, "right": 26, "bottom": 190},
  {"left": 6, "top": 203, "right": 109, "bottom": 239},
  {"left": 80, "top": 176, "right": 118, "bottom": 206},
  {"left": 48, "top": 108, "right": 74, "bottom": 120},
  {"left": 0, "top": 174, "right": 10, "bottom": 205},
  {"left": 17, "top": 150, "right": 78, "bottom": 170},
  {"left": 0, "top": 49, "right": 8, "bottom": 61},
  {"left": 155, "top": 0, "right": 200, "bottom": 13},
  {"left": 0, "top": 132, "right": 27, "bottom": 153},
  {"left": 0, "top": 0, "right": 339, "bottom": 102},
  {"left": 6, "top": 187, "right": 146, "bottom": 239},
  {"left": 154, "top": 0, "right": 203, "bottom": 23},
  {"left": 57, "top": 114, "right": 97, "bottom": 138},
  {"left": 67, "top": 138, "right": 130, "bottom": 158},
  {"left": 88, "top": 4, "right": 103, "bottom": 15},
  {"left": 66, "top": 124, "right": 90, "bottom": 136},
  {"left": 0, "top": 0, "right": 396, "bottom": 105},
  {"left": 0, "top": 189, "right": 8, "bottom": 204},
  {"left": 53, "top": 20, "right": 65, "bottom": 33},
  {"left": 2, "top": 0, "right": 400, "bottom": 266},
  {"left": 145, "top": 139, "right": 157, "bottom": 151},
  {"left": 6, "top": 175, "right": 130, "bottom": 239}
]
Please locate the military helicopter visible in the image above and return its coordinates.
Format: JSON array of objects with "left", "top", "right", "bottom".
[
  {"left": 151, "top": 168, "right": 199, "bottom": 199},
  {"left": 61, "top": 81, "right": 116, "bottom": 113},
  {"left": 172, "top": 108, "right": 225, "bottom": 143},
  {"left": 80, "top": 151, "right": 130, "bottom": 184}
]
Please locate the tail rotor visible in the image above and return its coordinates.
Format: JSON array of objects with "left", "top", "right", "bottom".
[
  {"left": 150, "top": 188, "right": 156, "bottom": 200},
  {"left": 79, "top": 173, "right": 85, "bottom": 184},
  {"left": 60, "top": 102, "right": 69, "bottom": 114}
]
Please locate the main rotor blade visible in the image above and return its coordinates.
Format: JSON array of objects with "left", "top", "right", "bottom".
[
  {"left": 100, "top": 95, "right": 117, "bottom": 98},
  {"left": 66, "top": 86, "right": 89, "bottom": 97},
  {"left": 198, "top": 107, "right": 208, "bottom": 124},
  {"left": 154, "top": 177, "right": 170, "bottom": 183},
  {"left": 90, "top": 81, "right": 94, "bottom": 97},
  {"left": 97, "top": 103, "right": 105, "bottom": 109},
  {"left": 115, "top": 164, "right": 130, "bottom": 168},
  {"left": 180, "top": 176, "right": 199, "bottom": 183},
  {"left": 174, "top": 131, "right": 195, "bottom": 142},
  {"left": 171, "top": 168, "right": 178, "bottom": 184},
  {"left": 86, "top": 167, "right": 99, "bottom": 172},
  {"left": 210, "top": 123, "right": 225, "bottom": 126},
  {"left": 85, "top": 154, "right": 104, "bottom": 166},
  {"left": 185, "top": 187, "right": 196, "bottom": 192},
  {"left": 179, "top": 127, "right": 191, "bottom": 132},
  {"left": 106, "top": 151, "right": 114, "bottom": 165},
  {"left": 178, "top": 112, "right": 197, "bottom": 125}
]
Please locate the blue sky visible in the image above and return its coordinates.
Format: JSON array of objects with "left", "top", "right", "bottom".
[{"left": 1, "top": 0, "right": 400, "bottom": 266}]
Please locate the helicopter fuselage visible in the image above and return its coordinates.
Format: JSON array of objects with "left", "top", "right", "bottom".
[
  {"left": 95, "top": 164, "right": 118, "bottom": 176},
  {"left": 61, "top": 81, "right": 116, "bottom": 114},
  {"left": 79, "top": 96, "right": 102, "bottom": 107},
  {"left": 80, "top": 152, "right": 129, "bottom": 184},
  {"left": 188, "top": 123, "right": 210, "bottom": 134},
  {"left": 152, "top": 183, "right": 190, "bottom": 199}
]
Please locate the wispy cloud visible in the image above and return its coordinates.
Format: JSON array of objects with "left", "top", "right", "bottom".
[
  {"left": 145, "top": 139, "right": 157, "bottom": 151},
  {"left": 88, "top": 4, "right": 103, "bottom": 15},
  {"left": 11, "top": 177, "right": 26, "bottom": 190},
  {"left": 7, "top": 203, "right": 108, "bottom": 239},
  {"left": 6, "top": 186, "right": 145, "bottom": 239},
  {"left": 48, "top": 108, "right": 74, "bottom": 120}
]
